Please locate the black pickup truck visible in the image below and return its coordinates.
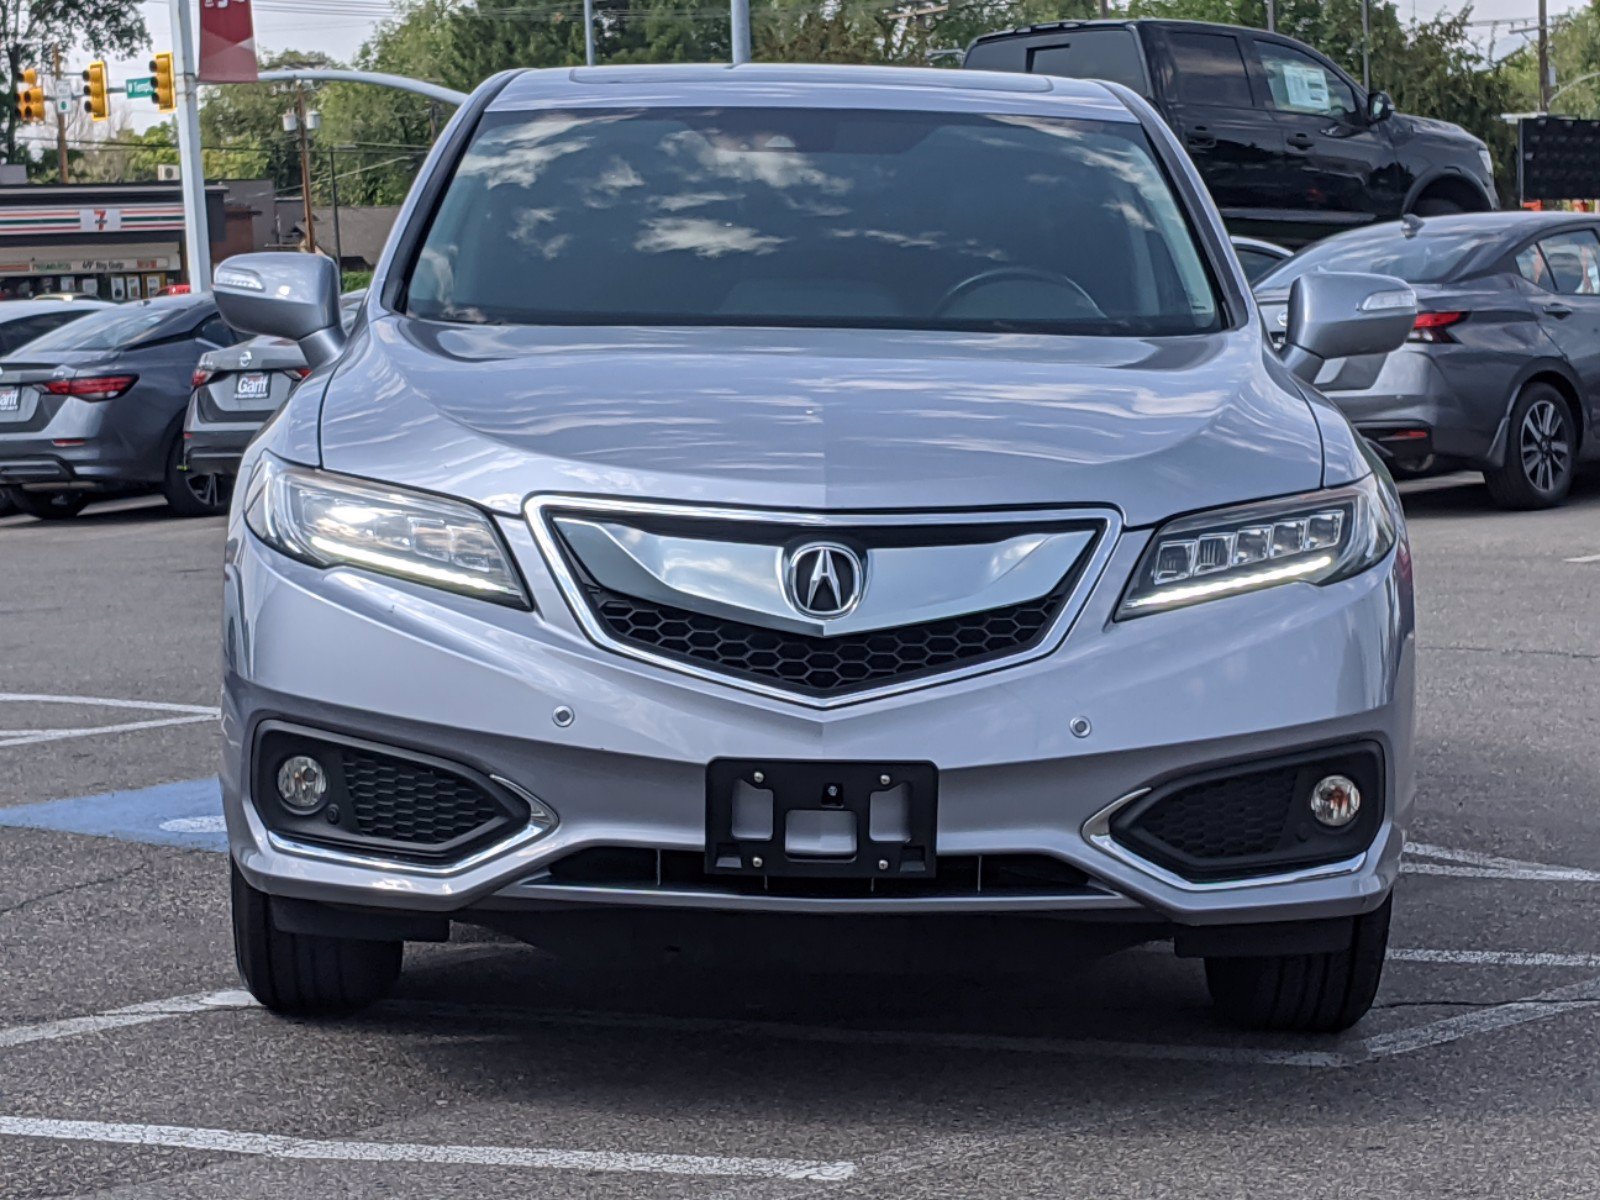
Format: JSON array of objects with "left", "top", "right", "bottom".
[{"left": 964, "top": 19, "right": 1497, "bottom": 246}]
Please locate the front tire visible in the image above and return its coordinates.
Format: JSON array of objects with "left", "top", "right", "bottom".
[
  {"left": 8, "top": 489, "right": 90, "bottom": 520},
  {"left": 1204, "top": 896, "right": 1391, "bottom": 1033},
  {"left": 231, "top": 860, "right": 402, "bottom": 1016},
  {"left": 1484, "top": 383, "right": 1575, "bottom": 510},
  {"left": 162, "top": 435, "right": 231, "bottom": 517}
]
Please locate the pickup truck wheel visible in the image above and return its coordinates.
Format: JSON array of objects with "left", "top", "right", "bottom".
[
  {"left": 1204, "top": 896, "right": 1391, "bottom": 1032},
  {"left": 1484, "top": 383, "right": 1575, "bottom": 510},
  {"left": 9, "top": 489, "right": 90, "bottom": 520},
  {"left": 231, "top": 860, "right": 402, "bottom": 1016}
]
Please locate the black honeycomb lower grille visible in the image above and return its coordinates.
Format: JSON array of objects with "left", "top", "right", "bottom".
[
  {"left": 1109, "top": 747, "right": 1385, "bottom": 883},
  {"left": 254, "top": 726, "right": 529, "bottom": 863},
  {"left": 586, "top": 583, "right": 1068, "bottom": 696},
  {"left": 1130, "top": 768, "right": 1300, "bottom": 862},
  {"left": 339, "top": 748, "right": 503, "bottom": 847}
]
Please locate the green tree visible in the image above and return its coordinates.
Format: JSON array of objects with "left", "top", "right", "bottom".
[
  {"left": 199, "top": 48, "right": 338, "bottom": 192},
  {"left": 1, "top": 0, "right": 145, "bottom": 168}
]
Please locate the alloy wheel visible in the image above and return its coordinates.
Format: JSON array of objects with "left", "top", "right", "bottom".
[
  {"left": 185, "top": 470, "right": 228, "bottom": 511},
  {"left": 1520, "top": 398, "right": 1571, "bottom": 495}
]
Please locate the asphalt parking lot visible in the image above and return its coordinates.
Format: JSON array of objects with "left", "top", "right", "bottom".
[{"left": 3, "top": 476, "right": 1600, "bottom": 1199}]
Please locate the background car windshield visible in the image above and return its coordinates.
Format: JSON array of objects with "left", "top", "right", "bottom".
[
  {"left": 405, "top": 107, "right": 1221, "bottom": 337},
  {"left": 1259, "top": 227, "right": 1502, "bottom": 288},
  {"left": 16, "top": 305, "right": 172, "bottom": 354}
]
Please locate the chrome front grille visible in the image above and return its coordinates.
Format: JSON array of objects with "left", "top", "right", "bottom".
[{"left": 528, "top": 497, "right": 1118, "bottom": 705}]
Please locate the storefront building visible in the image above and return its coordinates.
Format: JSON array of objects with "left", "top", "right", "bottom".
[{"left": 0, "top": 182, "right": 227, "bottom": 301}]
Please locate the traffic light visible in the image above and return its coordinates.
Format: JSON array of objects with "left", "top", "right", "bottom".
[
  {"left": 150, "top": 52, "right": 175, "bottom": 113},
  {"left": 14, "top": 68, "right": 45, "bottom": 124},
  {"left": 82, "top": 60, "right": 109, "bottom": 121}
]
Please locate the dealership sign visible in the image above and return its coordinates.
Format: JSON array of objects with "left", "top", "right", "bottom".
[
  {"left": 200, "top": 0, "right": 259, "bottom": 83},
  {"left": 0, "top": 205, "right": 186, "bottom": 238}
]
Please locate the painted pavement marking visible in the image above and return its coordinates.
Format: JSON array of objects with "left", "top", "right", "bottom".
[
  {"left": 0, "top": 693, "right": 218, "bottom": 749},
  {"left": 0, "top": 1116, "right": 856, "bottom": 1181}
]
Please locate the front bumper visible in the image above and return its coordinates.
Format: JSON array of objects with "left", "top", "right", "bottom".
[{"left": 224, "top": 508, "right": 1416, "bottom": 931}]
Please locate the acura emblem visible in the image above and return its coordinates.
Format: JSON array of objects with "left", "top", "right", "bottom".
[{"left": 785, "top": 542, "right": 863, "bottom": 618}]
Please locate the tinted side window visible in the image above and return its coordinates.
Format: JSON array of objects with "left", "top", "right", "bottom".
[
  {"left": 1515, "top": 244, "right": 1552, "bottom": 290},
  {"left": 1257, "top": 42, "right": 1356, "bottom": 118},
  {"left": 197, "top": 315, "right": 235, "bottom": 345},
  {"left": 1025, "top": 30, "right": 1148, "bottom": 94},
  {"left": 1168, "top": 31, "right": 1254, "bottom": 108},
  {"left": 1538, "top": 230, "right": 1600, "bottom": 295}
]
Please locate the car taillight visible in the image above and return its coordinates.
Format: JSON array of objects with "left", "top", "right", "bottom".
[
  {"left": 1408, "top": 311, "right": 1465, "bottom": 344},
  {"left": 286, "top": 367, "right": 312, "bottom": 380},
  {"left": 192, "top": 368, "right": 214, "bottom": 388},
  {"left": 43, "top": 374, "right": 137, "bottom": 401}
]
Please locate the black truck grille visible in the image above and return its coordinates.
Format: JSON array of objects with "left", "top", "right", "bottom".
[{"left": 586, "top": 583, "right": 1068, "bottom": 697}]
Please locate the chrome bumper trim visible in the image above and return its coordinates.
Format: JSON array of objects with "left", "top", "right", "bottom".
[{"left": 1082, "top": 787, "right": 1368, "bottom": 893}]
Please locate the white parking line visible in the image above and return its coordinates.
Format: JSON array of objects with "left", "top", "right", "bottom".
[
  {"left": 1564, "top": 552, "right": 1600, "bottom": 563},
  {"left": 1403, "top": 842, "right": 1600, "bottom": 883},
  {"left": 1360, "top": 974, "right": 1600, "bottom": 1059},
  {"left": 1390, "top": 948, "right": 1600, "bottom": 969},
  {"left": 0, "top": 990, "right": 253, "bottom": 1051},
  {"left": 0, "top": 693, "right": 219, "bottom": 749},
  {"left": 0, "top": 1117, "right": 856, "bottom": 1180}
]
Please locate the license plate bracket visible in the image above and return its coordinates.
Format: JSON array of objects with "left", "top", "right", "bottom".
[
  {"left": 234, "top": 372, "right": 270, "bottom": 400},
  {"left": 706, "top": 759, "right": 937, "bottom": 879}
]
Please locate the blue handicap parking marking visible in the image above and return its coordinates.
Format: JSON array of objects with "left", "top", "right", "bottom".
[{"left": 0, "top": 777, "right": 227, "bottom": 851}]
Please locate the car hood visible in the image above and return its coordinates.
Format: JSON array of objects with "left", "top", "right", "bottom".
[{"left": 316, "top": 319, "right": 1326, "bottom": 527}]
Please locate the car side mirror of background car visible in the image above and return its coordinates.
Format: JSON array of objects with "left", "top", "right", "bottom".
[
  {"left": 213, "top": 253, "right": 347, "bottom": 369},
  {"left": 1366, "top": 91, "right": 1395, "bottom": 124},
  {"left": 1280, "top": 271, "right": 1416, "bottom": 384}
]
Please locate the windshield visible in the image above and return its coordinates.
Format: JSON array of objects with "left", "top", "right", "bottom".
[
  {"left": 15, "top": 302, "right": 179, "bottom": 354},
  {"left": 404, "top": 107, "right": 1221, "bottom": 338},
  {"left": 1259, "top": 227, "right": 1503, "bottom": 289}
]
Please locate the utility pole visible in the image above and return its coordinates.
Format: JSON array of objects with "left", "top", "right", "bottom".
[
  {"left": 51, "top": 46, "right": 67, "bottom": 183},
  {"left": 294, "top": 85, "right": 316, "bottom": 256},
  {"left": 168, "top": 0, "right": 212, "bottom": 291},
  {"left": 1361, "top": 0, "right": 1371, "bottom": 93},
  {"left": 1538, "top": 0, "right": 1552, "bottom": 112},
  {"left": 327, "top": 146, "right": 343, "bottom": 278},
  {"left": 731, "top": 0, "right": 750, "bottom": 64},
  {"left": 583, "top": 0, "right": 596, "bottom": 65},
  {"left": 1265, "top": 0, "right": 1275, "bottom": 34}
]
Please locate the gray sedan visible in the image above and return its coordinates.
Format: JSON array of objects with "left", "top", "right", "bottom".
[
  {"left": 184, "top": 291, "right": 364, "bottom": 479},
  {"left": 0, "top": 295, "right": 239, "bottom": 519},
  {"left": 1257, "top": 212, "right": 1600, "bottom": 508}
]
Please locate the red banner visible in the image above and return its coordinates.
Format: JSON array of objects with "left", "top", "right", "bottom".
[{"left": 199, "top": 0, "right": 258, "bottom": 84}]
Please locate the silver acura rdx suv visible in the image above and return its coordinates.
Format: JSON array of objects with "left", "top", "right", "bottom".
[{"left": 215, "top": 64, "right": 1418, "bottom": 1032}]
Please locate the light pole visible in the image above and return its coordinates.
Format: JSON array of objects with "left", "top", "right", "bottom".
[
  {"left": 583, "top": 0, "right": 596, "bottom": 65},
  {"left": 731, "top": 0, "right": 751, "bottom": 64},
  {"left": 168, "top": 0, "right": 212, "bottom": 291}
]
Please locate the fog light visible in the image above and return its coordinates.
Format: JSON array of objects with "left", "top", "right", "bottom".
[
  {"left": 276, "top": 755, "right": 328, "bottom": 812},
  {"left": 1309, "top": 774, "right": 1361, "bottom": 828}
]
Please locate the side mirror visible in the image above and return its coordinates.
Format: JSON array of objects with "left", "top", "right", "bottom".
[
  {"left": 213, "top": 253, "right": 347, "bottom": 369},
  {"left": 1281, "top": 271, "right": 1416, "bottom": 383},
  {"left": 1366, "top": 90, "right": 1394, "bottom": 124}
]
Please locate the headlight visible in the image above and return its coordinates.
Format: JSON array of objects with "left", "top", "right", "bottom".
[
  {"left": 1117, "top": 474, "right": 1396, "bottom": 618},
  {"left": 243, "top": 454, "right": 529, "bottom": 608},
  {"left": 1478, "top": 147, "right": 1494, "bottom": 177}
]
